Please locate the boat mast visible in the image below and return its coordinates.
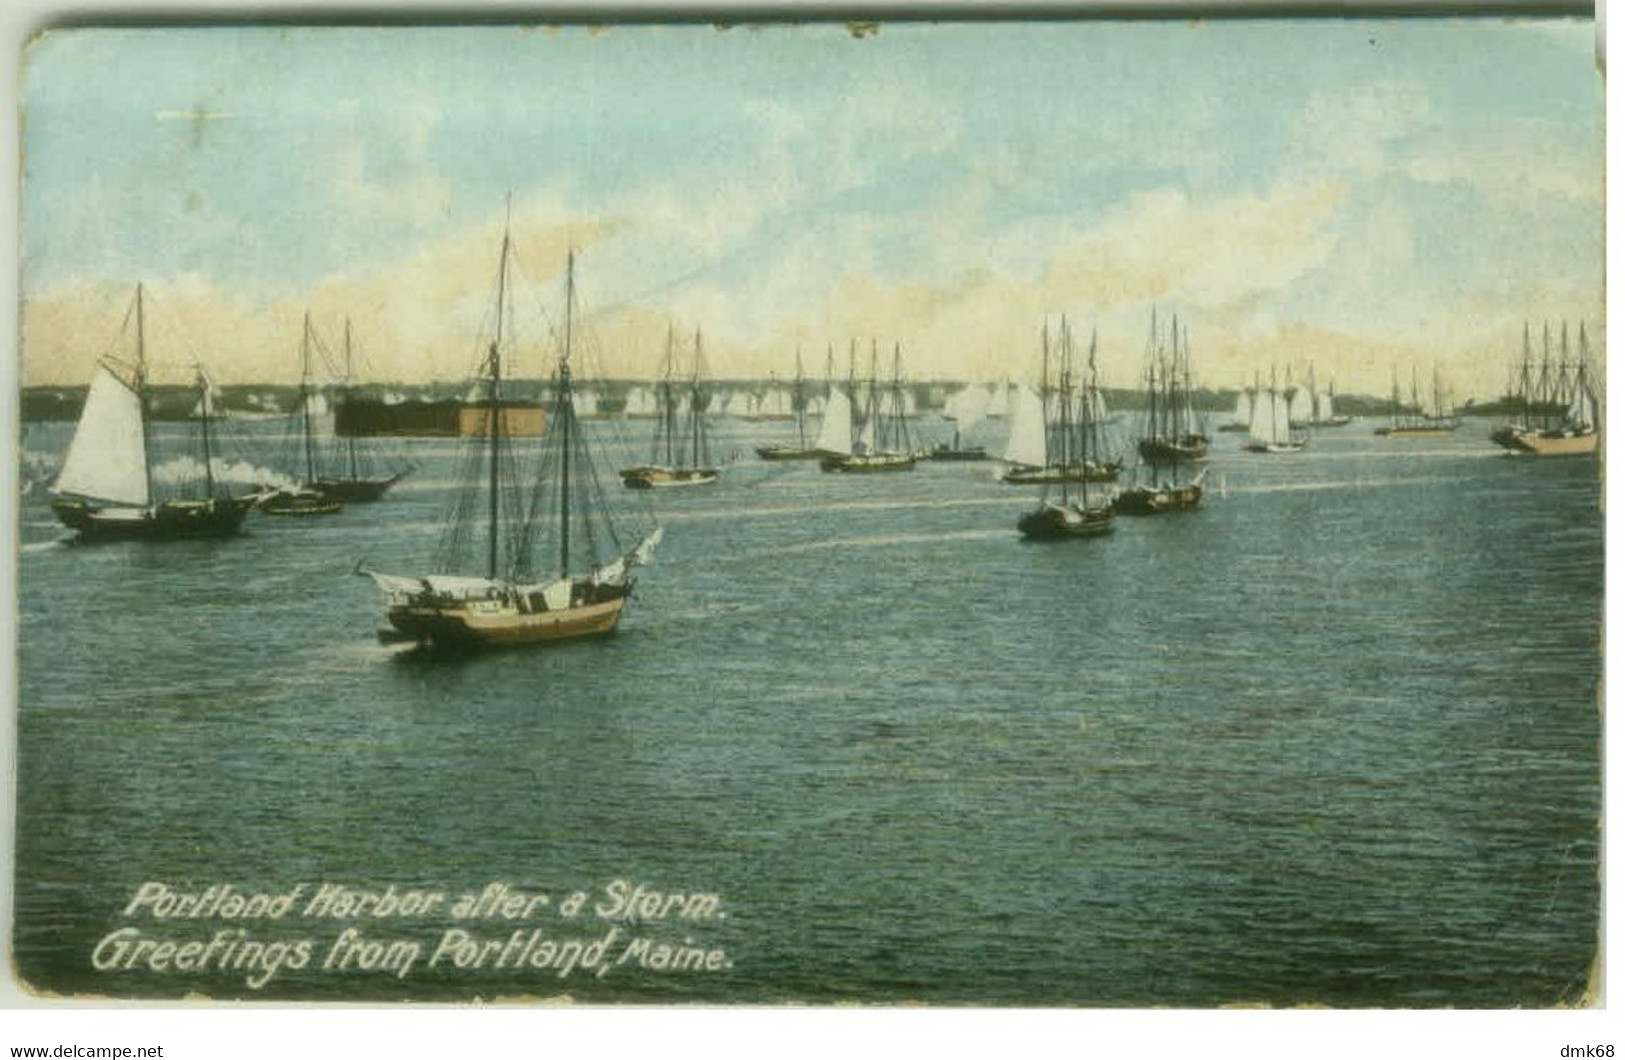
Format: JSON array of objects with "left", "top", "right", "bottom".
[
  {"left": 135, "top": 283, "right": 155, "bottom": 506},
  {"left": 794, "top": 347, "right": 807, "bottom": 448},
  {"left": 892, "top": 342, "right": 910, "bottom": 455},
  {"left": 1057, "top": 319, "right": 1072, "bottom": 507},
  {"left": 301, "top": 312, "right": 318, "bottom": 485},
  {"left": 487, "top": 213, "right": 511, "bottom": 581},
  {"left": 197, "top": 368, "right": 216, "bottom": 498},
  {"left": 559, "top": 250, "right": 575, "bottom": 578},
  {"left": 691, "top": 328, "right": 703, "bottom": 470},
  {"left": 344, "top": 318, "right": 358, "bottom": 482}
]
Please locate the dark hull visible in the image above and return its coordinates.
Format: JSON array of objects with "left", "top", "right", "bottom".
[
  {"left": 51, "top": 497, "right": 253, "bottom": 541},
  {"left": 313, "top": 472, "right": 406, "bottom": 502},
  {"left": 820, "top": 453, "right": 917, "bottom": 473},
  {"left": 1215, "top": 423, "right": 1249, "bottom": 433},
  {"left": 1017, "top": 502, "right": 1115, "bottom": 540},
  {"left": 1113, "top": 482, "right": 1203, "bottom": 516},
  {"left": 927, "top": 446, "right": 989, "bottom": 461},
  {"left": 1002, "top": 462, "right": 1120, "bottom": 485},
  {"left": 1137, "top": 435, "right": 1209, "bottom": 462},
  {"left": 755, "top": 445, "right": 825, "bottom": 461}
]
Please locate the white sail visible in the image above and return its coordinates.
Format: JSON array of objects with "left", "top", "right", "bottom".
[
  {"left": 945, "top": 385, "right": 991, "bottom": 430},
  {"left": 54, "top": 367, "right": 151, "bottom": 507},
  {"left": 1088, "top": 386, "right": 1108, "bottom": 424},
  {"left": 1230, "top": 389, "right": 1252, "bottom": 427},
  {"left": 1316, "top": 390, "right": 1335, "bottom": 422},
  {"left": 985, "top": 381, "right": 1010, "bottom": 418},
  {"left": 762, "top": 387, "right": 791, "bottom": 416},
  {"left": 1248, "top": 388, "right": 1293, "bottom": 446},
  {"left": 572, "top": 388, "right": 598, "bottom": 416},
  {"left": 813, "top": 387, "right": 852, "bottom": 455},
  {"left": 624, "top": 386, "right": 656, "bottom": 416},
  {"left": 856, "top": 413, "right": 877, "bottom": 454},
  {"left": 1286, "top": 385, "right": 1314, "bottom": 425},
  {"left": 1002, "top": 384, "right": 1047, "bottom": 468}
]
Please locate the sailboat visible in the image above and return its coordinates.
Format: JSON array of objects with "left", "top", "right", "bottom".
[
  {"left": 361, "top": 228, "right": 662, "bottom": 651},
  {"left": 1309, "top": 368, "right": 1351, "bottom": 427},
  {"left": 1000, "top": 364, "right": 1121, "bottom": 485},
  {"left": 1135, "top": 311, "right": 1209, "bottom": 463},
  {"left": 821, "top": 342, "right": 917, "bottom": 473},
  {"left": 50, "top": 284, "right": 257, "bottom": 540},
  {"left": 263, "top": 312, "right": 346, "bottom": 517},
  {"left": 1116, "top": 326, "right": 1204, "bottom": 514},
  {"left": 620, "top": 327, "right": 722, "bottom": 489},
  {"left": 1241, "top": 369, "right": 1307, "bottom": 453},
  {"left": 1216, "top": 382, "right": 1253, "bottom": 433},
  {"left": 316, "top": 319, "right": 411, "bottom": 502},
  {"left": 756, "top": 349, "right": 823, "bottom": 460},
  {"left": 1374, "top": 366, "right": 1457, "bottom": 438},
  {"left": 1017, "top": 319, "right": 1114, "bottom": 540},
  {"left": 929, "top": 381, "right": 991, "bottom": 460},
  {"left": 1494, "top": 322, "right": 1599, "bottom": 456}
]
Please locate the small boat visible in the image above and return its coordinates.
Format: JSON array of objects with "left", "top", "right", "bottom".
[
  {"left": 1134, "top": 310, "right": 1209, "bottom": 462},
  {"left": 261, "top": 488, "right": 345, "bottom": 517},
  {"left": 50, "top": 284, "right": 256, "bottom": 541},
  {"left": 1374, "top": 366, "right": 1457, "bottom": 438},
  {"left": 928, "top": 382, "right": 991, "bottom": 460},
  {"left": 1017, "top": 318, "right": 1114, "bottom": 540},
  {"left": 1216, "top": 384, "right": 1253, "bottom": 433},
  {"left": 362, "top": 219, "right": 661, "bottom": 652},
  {"left": 821, "top": 342, "right": 918, "bottom": 473},
  {"left": 316, "top": 318, "right": 410, "bottom": 501},
  {"left": 621, "top": 326, "right": 721, "bottom": 489},
  {"left": 1241, "top": 369, "right": 1307, "bottom": 453},
  {"left": 756, "top": 349, "right": 824, "bottom": 460}
]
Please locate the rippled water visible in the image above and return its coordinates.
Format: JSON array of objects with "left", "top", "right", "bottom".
[{"left": 13, "top": 415, "right": 1601, "bottom": 1006}]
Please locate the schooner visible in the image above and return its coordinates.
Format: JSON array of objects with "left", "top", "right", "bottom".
[{"left": 362, "top": 219, "right": 662, "bottom": 651}]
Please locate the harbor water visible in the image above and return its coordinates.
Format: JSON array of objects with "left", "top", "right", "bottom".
[{"left": 13, "top": 416, "right": 1602, "bottom": 1005}]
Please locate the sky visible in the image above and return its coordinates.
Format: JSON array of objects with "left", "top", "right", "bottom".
[{"left": 18, "top": 19, "right": 1604, "bottom": 398}]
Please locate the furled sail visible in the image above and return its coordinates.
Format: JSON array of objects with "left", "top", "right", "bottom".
[
  {"left": 54, "top": 367, "right": 150, "bottom": 507},
  {"left": 1002, "top": 384, "right": 1047, "bottom": 468},
  {"left": 814, "top": 387, "right": 853, "bottom": 455}
]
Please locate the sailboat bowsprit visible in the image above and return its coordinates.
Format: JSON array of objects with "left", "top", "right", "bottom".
[
  {"left": 362, "top": 227, "right": 661, "bottom": 651},
  {"left": 51, "top": 285, "right": 257, "bottom": 541}
]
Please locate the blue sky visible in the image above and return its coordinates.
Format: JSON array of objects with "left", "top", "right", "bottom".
[{"left": 19, "top": 20, "right": 1603, "bottom": 394}]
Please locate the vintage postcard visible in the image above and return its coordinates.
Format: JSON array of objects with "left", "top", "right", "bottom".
[{"left": 8, "top": 17, "right": 1602, "bottom": 1013}]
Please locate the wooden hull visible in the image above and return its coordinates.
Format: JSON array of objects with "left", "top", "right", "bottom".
[
  {"left": 1508, "top": 429, "right": 1599, "bottom": 457},
  {"left": 1002, "top": 462, "right": 1120, "bottom": 485},
  {"left": 1241, "top": 441, "right": 1306, "bottom": 453},
  {"left": 1113, "top": 482, "right": 1203, "bottom": 516},
  {"left": 820, "top": 453, "right": 916, "bottom": 473},
  {"left": 51, "top": 497, "right": 253, "bottom": 541},
  {"left": 1375, "top": 425, "right": 1455, "bottom": 438},
  {"left": 313, "top": 472, "right": 406, "bottom": 502},
  {"left": 620, "top": 466, "right": 721, "bottom": 489},
  {"left": 927, "top": 446, "right": 989, "bottom": 461},
  {"left": 1137, "top": 435, "right": 1209, "bottom": 462},
  {"left": 385, "top": 595, "right": 627, "bottom": 650},
  {"left": 1018, "top": 502, "right": 1114, "bottom": 540},
  {"left": 1215, "top": 423, "right": 1249, "bottom": 433}
]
